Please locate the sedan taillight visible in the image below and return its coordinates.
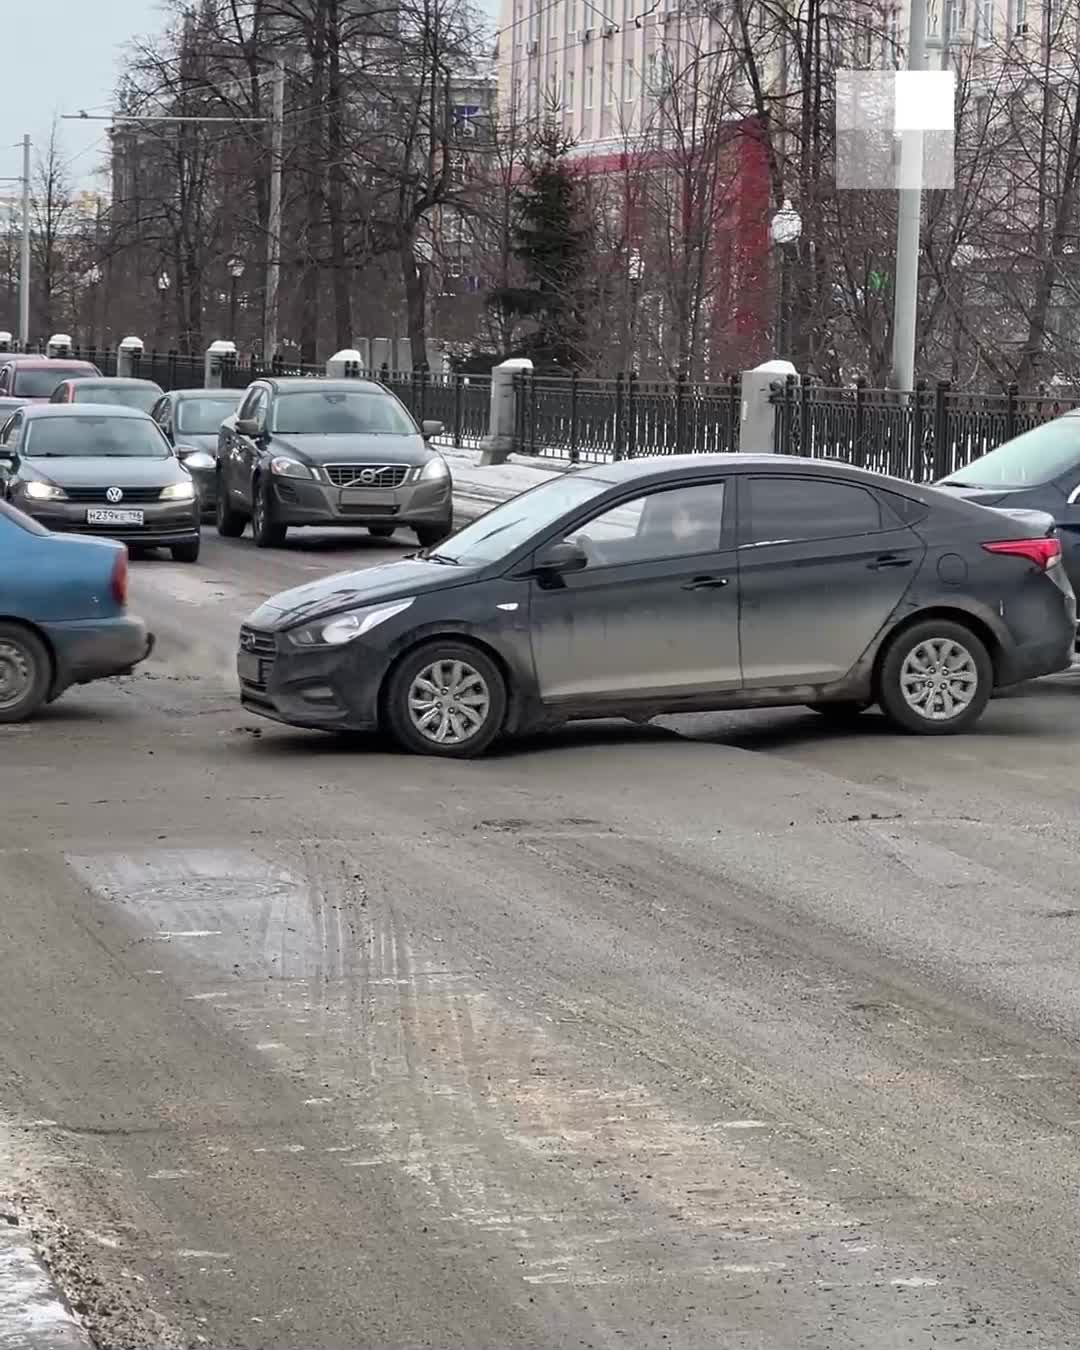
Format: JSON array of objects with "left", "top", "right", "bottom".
[
  {"left": 982, "top": 537, "right": 1062, "bottom": 569},
  {"left": 111, "top": 550, "right": 128, "bottom": 607}
]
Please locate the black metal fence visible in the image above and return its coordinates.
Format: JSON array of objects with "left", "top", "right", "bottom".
[
  {"left": 770, "top": 377, "right": 1080, "bottom": 482},
  {"left": 514, "top": 372, "right": 741, "bottom": 464}
]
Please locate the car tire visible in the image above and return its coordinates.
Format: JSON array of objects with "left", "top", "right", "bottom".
[
  {"left": 216, "top": 477, "right": 247, "bottom": 538},
  {"left": 415, "top": 517, "right": 453, "bottom": 549},
  {"left": 252, "top": 477, "right": 288, "bottom": 549},
  {"left": 384, "top": 641, "right": 506, "bottom": 759},
  {"left": 806, "top": 700, "right": 870, "bottom": 723},
  {"left": 877, "top": 619, "right": 992, "bottom": 735},
  {"left": 0, "top": 622, "right": 51, "bottom": 723},
  {"left": 368, "top": 525, "right": 396, "bottom": 539},
  {"left": 171, "top": 537, "right": 201, "bottom": 564}
]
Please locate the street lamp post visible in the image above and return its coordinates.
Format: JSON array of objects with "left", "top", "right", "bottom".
[
  {"left": 157, "top": 270, "right": 171, "bottom": 351},
  {"left": 227, "top": 257, "right": 245, "bottom": 342},
  {"left": 769, "top": 199, "right": 803, "bottom": 358},
  {"left": 85, "top": 264, "right": 102, "bottom": 349},
  {"left": 627, "top": 248, "right": 644, "bottom": 370}
]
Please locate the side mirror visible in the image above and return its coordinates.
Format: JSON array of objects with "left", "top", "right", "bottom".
[
  {"left": 0, "top": 451, "right": 14, "bottom": 473},
  {"left": 236, "top": 415, "right": 263, "bottom": 437},
  {"left": 176, "top": 446, "right": 215, "bottom": 470},
  {"left": 421, "top": 419, "right": 444, "bottom": 440},
  {"left": 533, "top": 540, "right": 588, "bottom": 576}
]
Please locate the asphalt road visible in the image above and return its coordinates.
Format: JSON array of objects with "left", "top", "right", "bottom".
[{"left": 3, "top": 531, "right": 1080, "bottom": 1349}]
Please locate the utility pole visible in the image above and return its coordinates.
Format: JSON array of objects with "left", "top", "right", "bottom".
[
  {"left": 19, "top": 136, "right": 30, "bottom": 349},
  {"left": 264, "top": 58, "right": 285, "bottom": 363},
  {"left": 889, "top": 0, "right": 928, "bottom": 391}
]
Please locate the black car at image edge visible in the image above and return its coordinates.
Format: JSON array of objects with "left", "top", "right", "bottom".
[{"left": 237, "top": 453, "right": 1076, "bottom": 757}]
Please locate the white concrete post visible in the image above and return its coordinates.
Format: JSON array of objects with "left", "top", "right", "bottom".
[
  {"left": 479, "top": 357, "right": 533, "bottom": 465},
  {"left": 204, "top": 339, "right": 237, "bottom": 389},
  {"left": 117, "top": 336, "right": 144, "bottom": 378},
  {"left": 739, "top": 359, "right": 797, "bottom": 454},
  {"left": 326, "top": 348, "right": 363, "bottom": 378},
  {"left": 46, "top": 332, "right": 72, "bottom": 358},
  {"left": 0, "top": 331, "right": 13, "bottom": 353},
  {"left": 371, "top": 338, "right": 392, "bottom": 377}
]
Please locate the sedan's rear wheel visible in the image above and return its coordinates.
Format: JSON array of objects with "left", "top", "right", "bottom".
[
  {"left": 0, "top": 623, "right": 51, "bottom": 723},
  {"left": 878, "top": 620, "right": 991, "bottom": 735},
  {"left": 385, "top": 642, "right": 506, "bottom": 758},
  {"left": 415, "top": 517, "right": 453, "bottom": 549}
]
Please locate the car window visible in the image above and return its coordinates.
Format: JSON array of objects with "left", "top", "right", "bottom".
[
  {"left": 23, "top": 415, "right": 171, "bottom": 459},
  {"left": 943, "top": 416, "right": 1080, "bottom": 489},
  {"left": 270, "top": 390, "right": 416, "bottom": 435},
  {"left": 238, "top": 386, "right": 267, "bottom": 421},
  {"left": 745, "top": 477, "right": 884, "bottom": 546},
  {"left": 1, "top": 413, "right": 22, "bottom": 446},
  {"left": 177, "top": 396, "right": 242, "bottom": 434},
  {"left": 0, "top": 497, "right": 48, "bottom": 535},
  {"left": 73, "top": 384, "right": 162, "bottom": 413},
  {"left": 566, "top": 483, "right": 727, "bottom": 565},
  {"left": 12, "top": 368, "right": 91, "bottom": 398},
  {"left": 433, "top": 473, "right": 614, "bottom": 566},
  {"left": 151, "top": 397, "right": 169, "bottom": 426}
]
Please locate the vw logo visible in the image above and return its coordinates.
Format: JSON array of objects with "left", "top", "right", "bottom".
[
  {"left": 105, "top": 486, "right": 123, "bottom": 504},
  {"left": 359, "top": 468, "right": 376, "bottom": 484}
]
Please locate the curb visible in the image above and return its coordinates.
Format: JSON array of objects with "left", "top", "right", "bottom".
[{"left": 0, "top": 1224, "right": 92, "bottom": 1348}]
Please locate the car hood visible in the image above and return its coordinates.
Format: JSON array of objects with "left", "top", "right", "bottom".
[
  {"left": 270, "top": 432, "right": 432, "bottom": 465},
  {"left": 246, "top": 557, "right": 473, "bottom": 629},
  {"left": 22, "top": 455, "right": 186, "bottom": 487}
]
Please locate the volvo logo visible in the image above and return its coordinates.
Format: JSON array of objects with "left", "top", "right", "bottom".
[
  {"left": 105, "top": 486, "right": 123, "bottom": 504},
  {"left": 240, "top": 631, "right": 256, "bottom": 651},
  {"left": 359, "top": 468, "right": 376, "bottom": 484}
]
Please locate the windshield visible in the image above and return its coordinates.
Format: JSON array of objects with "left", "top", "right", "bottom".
[
  {"left": 13, "top": 367, "right": 93, "bottom": 398},
  {"left": 177, "top": 396, "right": 241, "bottom": 434},
  {"left": 271, "top": 390, "right": 416, "bottom": 435},
  {"left": 24, "top": 416, "right": 171, "bottom": 459},
  {"left": 73, "top": 384, "right": 161, "bottom": 413},
  {"left": 431, "top": 473, "right": 613, "bottom": 566},
  {"left": 944, "top": 416, "right": 1080, "bottom": 488}
]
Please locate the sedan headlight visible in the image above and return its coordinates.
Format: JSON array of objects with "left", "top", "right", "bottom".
[
  {"left": 288, "top": 598, "right": 415, "bottom": 647},
  {"left": 271, "top": 456, "right": 315, "bottom": 479},
  {"left": 160, "top": 480, "right": 196, "bottom": 501},
  {"left": 417, "top": 455, "right": 449, "bottom": 482},
  {"left": 23, "top": 480, "right": 66, "bottom": 501}
]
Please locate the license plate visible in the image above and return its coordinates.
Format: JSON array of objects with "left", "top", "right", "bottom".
[
  {"left": 237, "top": 651, "right": 261, "bottom": 684},
  {"left": 87, "top": 508, "right": 144, "bottom": 526},
  {"left": 340, "top": 487, "right": 393, "bottom": 506}
]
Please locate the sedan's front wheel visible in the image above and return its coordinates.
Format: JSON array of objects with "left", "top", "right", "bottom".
[
  {"left": 0, "top": 622, "right": 51, "bottom": 723},
  {"left": 252, "top": 477, "right": 288, "bottom": 549},
  {"left": 878, "top": 620, "right": 992, "bottom": 735},
  {"left": 384, "top": 641, "right": 506, "bottom": 758}
]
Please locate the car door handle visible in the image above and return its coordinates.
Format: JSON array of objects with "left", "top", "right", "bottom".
[
  {"left": 868, "top": 554, "right": 913, "bottom": 570},
  {"left": 682, "top": 575, "right": 729, "bottom": 590}
]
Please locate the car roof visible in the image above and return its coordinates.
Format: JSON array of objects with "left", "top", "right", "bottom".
[
  {"left": 63, "top": 376, "right": 161, "bottom": 388},
  {"left": 572, "top": 452, "right": 918, "bottom": 488},
  {"left": 260, "top": 377, "right": 385, "bottom": 394},
  {"left": 171, "top": 386, "right": 243, "bottom": 399},
  {"left": 8, "top": 357, "right": 98, "bottom": 371},
  {"left": 22, "top": 401, "right": 154, "bottom": 419}
]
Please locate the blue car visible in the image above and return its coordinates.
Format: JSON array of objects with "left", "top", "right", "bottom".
[{"left": 0, "top": 499, "right": 153, "bottom": 721}]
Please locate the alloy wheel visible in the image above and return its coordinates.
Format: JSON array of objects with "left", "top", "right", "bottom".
[
  {"left": 407, "top": 658, "right": 491, "bottom": 746},
  {"left": 899, "top": 637, "right": 978, "bottom": 721}
]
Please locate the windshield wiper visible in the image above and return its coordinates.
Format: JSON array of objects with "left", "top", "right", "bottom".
[{"left": 414, "top": 551, "right": 460, "bottom": 565}]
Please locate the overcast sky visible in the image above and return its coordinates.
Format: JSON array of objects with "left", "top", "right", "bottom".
[{"left": 0, "top": 0, "right": 164, "bottom": 193}]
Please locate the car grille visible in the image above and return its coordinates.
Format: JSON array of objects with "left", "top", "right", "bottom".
[
  {"left": 63, "top": 486, "right": 165, "bottom": 503},
  {"left": 325, "top": 463, "right": 409, "bottom": 489},
  {"left": 238, "top": 626, "right": 277, "bottom": 690}
]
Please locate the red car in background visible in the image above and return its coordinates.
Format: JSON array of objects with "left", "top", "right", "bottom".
[{"left": 0, "top": 357, "right": 101, "bottom": 402}]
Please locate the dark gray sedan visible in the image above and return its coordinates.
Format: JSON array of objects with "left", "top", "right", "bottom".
[
  {"left": 936, "top": 411, "right": 1080, "bottom": 598},
  {"left": 217, "top": 377, "right": 452, "bottom": 549},
  {"left": 151, "top": 387, "right": 244, "bottom": 516},
  {"left": 0, "top": 404, "right": 201, "bottom": 562},
  {"left": 237, "top": 454, "right": 1075, "bottom": 756}
]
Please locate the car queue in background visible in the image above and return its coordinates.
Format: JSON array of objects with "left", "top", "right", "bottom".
[
  {"left": 150, "top": 387, "right": 244, "bottom": 518},
  {"left": 50, "top": 376, "right": 165, "bottom": 415},
  {"left": 0, "top": 355, "right": 101, "bottom": 400}
]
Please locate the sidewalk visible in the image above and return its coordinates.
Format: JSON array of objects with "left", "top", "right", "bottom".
[
  {"left": 441, "top": 444, "right": 569, "bottom": 522},
  {"left": 0, "top": 1222, "right": 91, "bottom": 1349}
]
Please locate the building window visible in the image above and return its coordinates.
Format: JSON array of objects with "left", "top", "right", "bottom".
[
  {"left": 585, "top": 64, "right": 594, "bottom": 108},
  {"left": 623, "top": 59, "right": 636, "bottom": 101},
  {"left": 605, "top": 60, "right": 615, "bottom": 103},
  {"left": 567, "top": 64, "right": 575, "bottom": 111},
  {"left": 975, "top": 0, "right": 992, "bottom": 44},
  {"left": 1009, "top": 0, "right": 1027, "bottom": 34},
  {"left": 568, "top": 0, "right": 577, "bottom": 31}
]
